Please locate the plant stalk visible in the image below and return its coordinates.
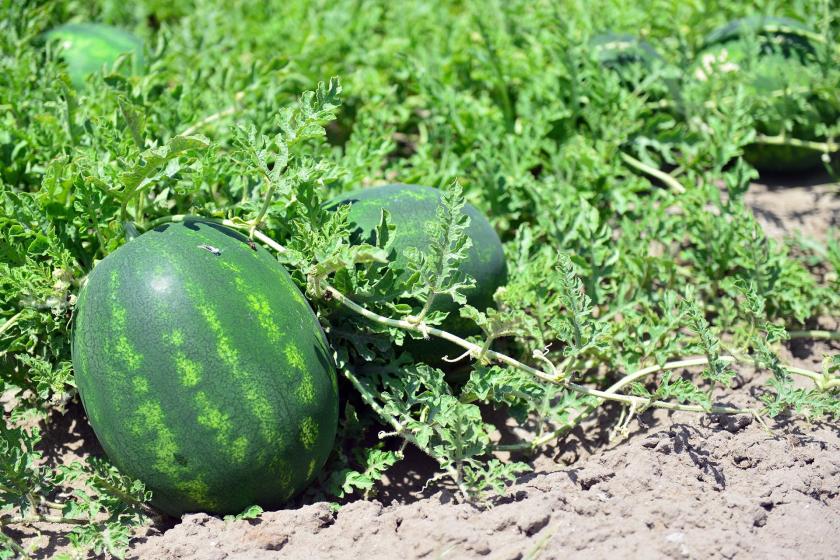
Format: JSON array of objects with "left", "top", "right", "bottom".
[
  {"left": 179, "top": 91, "right": 245, "bottom": 137},
  {"left": 0, "top": 311, "right": 23, "bottom": 337},
  {"left": 788, "top": 329, "right": 840, "bottom": 341},
  {"left": 620, "top": 152, "right": 686, "bottom": 193},
  {"left": 754, "top": 134, "right": 838, "bottom": 153}
]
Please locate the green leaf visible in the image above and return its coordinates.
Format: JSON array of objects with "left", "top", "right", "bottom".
[
  {"left": 119, "top": 135, "right": 210, "bottom": 197},
  {"left": 224, "top": 504, "right": 264, "bottom": 522}
]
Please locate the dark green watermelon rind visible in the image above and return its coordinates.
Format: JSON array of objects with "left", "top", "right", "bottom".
[
  {"left": 697, "top": 16, "right": 829, "bottom": 173},
  {"left": 590, "top": 33, "right": 661, "bottom": 69},
  {"left": 702, "top": 16, "right": 817, "bottom": 48},
  {"left": 45, "top": 22, "right": 144, "bottom": 87},
  {"left": 326, "top": 184, "right": 507, "bottom": 361},
  {"left": 72, "top": 219, "right": 338, "bottom": 516},
  {"left": 589, "top": 33, "right": 683, "bottom": 112}
]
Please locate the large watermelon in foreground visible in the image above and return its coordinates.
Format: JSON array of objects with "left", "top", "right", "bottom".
[
  {"left": 326, "top": 184, "right": 507, "bottom": 363},
  {"left": 45, "top": 23, "right": 144, "bottom": 87},
  {"left": 72, "top": 219, "right": 338, "bottom": 516}
]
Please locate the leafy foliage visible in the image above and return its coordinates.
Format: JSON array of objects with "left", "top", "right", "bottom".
[
  {"left": 0, "top": 425, "right": 149, "bottom": 559},
  {"left": 1, "top": 0, "right": 839, "bottom": 557},
  {"left": 403, "top": 181, "right": 476, "bottom": 324}
]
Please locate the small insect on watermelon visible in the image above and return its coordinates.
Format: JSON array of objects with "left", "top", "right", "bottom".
[{"left": 197, "top": 244, "right": 222, "bottom": 256}]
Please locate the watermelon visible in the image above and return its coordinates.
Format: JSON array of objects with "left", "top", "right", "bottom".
[
  {"left": 45, "top": 23, "right": 144, "bottom": 88},
  {"left": 326, "top": 184, "right": 507, "bottom": 363},
  {"left": 589, "top": 33, "right": 681, "bottom": 115},
  {"left": 694, "top": 16, "right": 831, "bottom": 173},
  {"left": 591, "top": 33, "right": 661, "bottom": 71},
  {"left": 71, "top": 218, "right": 338, "bottom": 516}
]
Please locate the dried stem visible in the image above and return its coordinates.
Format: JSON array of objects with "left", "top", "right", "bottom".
[{"left": 1, "top": 514, "right": 89, "bottom": 526}]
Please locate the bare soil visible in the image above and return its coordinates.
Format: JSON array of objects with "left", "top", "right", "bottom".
[
  {"left": 745, "top": 176, "right": 839, "bottom": 242},
  {"left": 128, "top": 346, "right": 840, "bottom": 560},
  {"left": 17, "top": 175, "right": 840, "bottom": 559},
  {"left": 131, "top": 416, "right": 840, "bottom": 560}
]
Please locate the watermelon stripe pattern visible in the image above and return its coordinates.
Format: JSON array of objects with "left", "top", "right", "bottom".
[{"left": 72, "top": 219, "right": 338, "bottom": 516}]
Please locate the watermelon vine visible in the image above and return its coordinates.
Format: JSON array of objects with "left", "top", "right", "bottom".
[{"left": 2, "top": 1, "right": 840, "bottom": 558}]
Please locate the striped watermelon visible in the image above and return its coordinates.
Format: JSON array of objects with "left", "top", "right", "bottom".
[
  {"left": 590, "top": 33, "right": 660, "bottom": 71},
  {"left": 326, "top": 184, "right": 507, "bottom": 364},
  {"left": 695, "top": 16, "right": 829, "bottom": 173},
  {"left": 45, "top": 23, "right": 144, "bottom": 87},
  {"left": 71, "top": 219, "right": 338, "bottom": 516},
  {"left": 590, "top": 33, "right": 680, "bottom": 108}
]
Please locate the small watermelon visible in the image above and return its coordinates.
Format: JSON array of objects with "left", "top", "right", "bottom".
[
  {"left": 326, "top": 184, "right": 507, "bottom": 363},
  {"left": 45, "top": 23, "right": 144, "bottom": 87},
  {"left": 590, "top": 33, "right": 678, "bottom": 103},
  {"left": 694, "top": 16, "right": 831, "bottom": 173},
  {"left": 71, "top": 218, "right": 338, "bottom": 516},
  {"left": 591, "top": 33, "right": 661, "bottom": 71}
]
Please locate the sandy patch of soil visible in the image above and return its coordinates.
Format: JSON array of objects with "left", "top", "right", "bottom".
[
  {"left": 131, "top": 416, "right": 840, "bottom": 560},
  {"left": 746, "top": 172, "right": 838, "bottom": 242},
  {"left": 129, "top": 343, "right": 840, "bottom": 560}
]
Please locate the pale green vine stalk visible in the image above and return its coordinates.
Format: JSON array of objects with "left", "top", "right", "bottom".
[
  {"left": 754, "top": 134, "right": 838, "bottom": 154},
  {"left": 137, "top": 216, "right": 839, "bottom": 444},
  {"left": 249, "top": 170, "right": 280, "bottom": 238},
  {"left": 788, "top": 329, "right": 840, "bottom": 341},
  {"left": 319, "top": 282, "right": 839, "bottom": 408},
  {"left": 0, "top": 311, "right": 23, "bottom": 339},
  {"left": 153, "top": 217, "right": 840, "bottom": 415},
  {"left": 248, "top": 227, "right": 838, "bottom": 415},
  {"left": 620, "top": 152, "right": 687, "bottom": 193},
  {"left": 178, "top": 91, "right": 245, "bottom": 137}
]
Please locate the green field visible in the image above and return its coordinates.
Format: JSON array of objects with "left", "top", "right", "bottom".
[{"left": 1, "top": 1, "right": 839, "bottom": 557}]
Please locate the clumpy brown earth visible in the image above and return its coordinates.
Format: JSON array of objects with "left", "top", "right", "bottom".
[
  {"left": 131, "top": 416, "right": 840, "bottom": 560},
  {"left": 22, "top": 174, "right": 840, "bottom": 559},
  {"left": 745, "top": 177, "right": 838, "bottom": 242}
]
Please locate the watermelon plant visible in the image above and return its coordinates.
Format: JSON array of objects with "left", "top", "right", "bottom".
[
  {"left": 72, "top": 218, "right": 339, "bottom": 516},
  {"left": 588, "top": 32, "right": 686, "bottom": 191},
  {"left": 45, "top": 23, "right": 144, "bottom": 87},
  {"left": 1, "top": 1, "right": 839, "bottom": 558},
  {"left": 692, "top": 16, "right": 838, "bottom": 172},
  {"left": 325, "top": 183, "right": 507, "bottom": 364}
]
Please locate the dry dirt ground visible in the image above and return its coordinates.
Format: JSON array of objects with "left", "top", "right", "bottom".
[{"left": 16, "top": 175, "right": 840, "bottom": 560}]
